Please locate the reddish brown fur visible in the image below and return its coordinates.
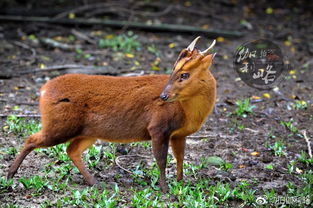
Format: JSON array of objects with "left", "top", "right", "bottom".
[{"left": 7, "top": 44, "right": 216, "bottom": 192}]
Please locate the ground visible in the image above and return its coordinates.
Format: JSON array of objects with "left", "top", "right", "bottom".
[{"left": 0, "top": 1, "right": 312, "bottom": 207}]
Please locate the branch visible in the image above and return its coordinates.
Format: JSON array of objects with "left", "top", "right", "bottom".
[{"left": 301, "top": 130, "right": 312, "bottom": 158}]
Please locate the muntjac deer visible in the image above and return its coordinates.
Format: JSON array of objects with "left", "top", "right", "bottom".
[{"left": 7, "top": 36, "right": 216, "bottom": 192}]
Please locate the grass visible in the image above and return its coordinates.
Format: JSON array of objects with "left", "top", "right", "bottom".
[
  {"left": 1, "top": 114, "right": 313, "bottom": 207},
  {"left": 3, "top": 115, "right": 41, "bottom": 137},
  {"left": 234, "top": 98, "right": 256, "bottom": 117}
]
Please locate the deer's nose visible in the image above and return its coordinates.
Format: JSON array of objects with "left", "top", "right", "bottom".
[{"left": 160, "top": 93, "right": 169, "bottom": 101}]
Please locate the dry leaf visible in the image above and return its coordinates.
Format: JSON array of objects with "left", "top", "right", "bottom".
[
  {"left": 250, "top": 152, "right": 260, "bottom": 156},
  {"left": 217, "top": 37, "right": 225, "bottom": 42},
  {"left": 125, "top": 53, "right": 134, "bottom": 58},
  {"left": 296, "top": 167, "right": 303, "bottom": 174},
  {"left": 168, "top": 43, "right": 176, "bottom": 48},
  {"left": 263, "top": 93, "right": 271, "bottom": 99}
]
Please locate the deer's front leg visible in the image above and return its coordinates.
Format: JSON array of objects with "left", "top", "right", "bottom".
[
  {"left": 148, "top": 126, "right": 170, "bottom": 192},
  {"left": 170, "top": 136, "right": 186, "bottom": 181}
]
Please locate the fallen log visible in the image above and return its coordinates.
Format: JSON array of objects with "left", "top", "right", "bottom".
[{"left": 0, "top": 15, "right": 244, "bottom": 38}]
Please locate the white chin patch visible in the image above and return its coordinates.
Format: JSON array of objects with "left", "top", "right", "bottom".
[{"left": 40, "top": 90, "right": 46, "bottom": 97}]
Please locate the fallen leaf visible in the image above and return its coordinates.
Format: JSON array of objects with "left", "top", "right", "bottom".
[
  {"left": 284, "top": 40, "right": 292, "bottom": 47},
  {"left": 251, "top": 96, "right": 261, "bottom": 100},
  {"left": 184, "top": 1, "right": 192, "bottom": 7},
  {"left": 68, "top": 13, "right": 76, "bottom": 19},
  {"left": 289, "top": 70, "right": 296, "bottom": 75},
  {"left": 263, "top": 93, "right": 271, "bottom": 99},
  {"left": 105, "top": 34, "right": 114, "bottom": 40},
  {"left": 134, "top": 60, "right": 140, "bottom": 66},
  {"left": 217, "top": 37, "right": 225, "bottom": 42},
  {"left": 201, "top": 24, "right": 209, "bottom": 29},
  {"left": 151, "top": 65, "right": 160, "bottom": 71},
  {"left": 296, "top": 167, "right": 303, "bottom": 174},
  {"left": 168, "top": 43, "right": 176, "bottom": 48},
  {"left": 265, "top": 7, "right": 273, "bottom": 14},
  {"left": 239, "top": 164, "right": 245, "bottom": 169},
  {"left": 125, "top": 53, "right": 134, "bottom": 58},
  {"left": 241, "top": 148, "right": 249, "bottom": 152},
  {"left": 250, "top": 152, "right": 260, "bottom": 156},
  {"left": 39, "top": 63, "right": 46, "bottom": 69}
]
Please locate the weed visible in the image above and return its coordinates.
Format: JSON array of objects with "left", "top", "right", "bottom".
[
  {"left": 131, "top": 187, "right": 161, "bottom": 208},
  {"left": 221, "top": 162, "right": 233, "bottom": 171},
  {"left": 85, "top": 145, "right": 102, "bottom": 169},
  {"left": 75, "top": 48, "right": 92, "bottom": 60},
  {"left": 147, "top": 44, "right": 160, "bottom": 57},
  {"left": 234, "top": 98, "right": 256, "bottom": 117},
  {"left": 19, "top": 175, "right": 49, "bottom": 193},
  {"left": 270, "top": 141, "right": 286, "bottom": 157},
  {"left": 98, "top": 31, "right": 141, "bottom": 53},
  {"left": 280, "top": 119, "right": 299, "bottom": 134},
  {"left": 265, "top": 164, "right": 274, "bottom": 170},
  {"left": 292, "top": 100, "right": 308, "bottom": 110},
  {"left": 298, "top": 151, "right": 313, "bottom": 167},
  {"left": 0, "top": 177, "right": 13, "bottom": 193}
]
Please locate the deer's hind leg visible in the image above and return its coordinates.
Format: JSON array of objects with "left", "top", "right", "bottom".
[{"left": 66, "top": 136, "right": 97, "bottom": 185}]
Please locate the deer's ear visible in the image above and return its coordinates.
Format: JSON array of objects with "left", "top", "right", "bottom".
[{"left": 201, "top": 53, "right": 216, "bottom": 70}]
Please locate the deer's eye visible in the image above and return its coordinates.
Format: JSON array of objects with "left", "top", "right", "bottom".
[{"left": 180, "top": 73, "right": 190, "bottom": 81}]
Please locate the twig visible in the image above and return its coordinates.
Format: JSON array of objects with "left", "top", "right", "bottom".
[
  {"left": 301, "top": 130, "right": 312, "bottom": 158},
  {"left": 0, "top": 114, "right": 41, "bottom": 118},
  {"left": 188, "top": 133, "right": 238, "bottom": 139},
  {"left": 71, "top": 29, "right": 96, "bottom": 44},
  {"left": 13, "top": 41, "right": 36, "bottom": 58},
  {"left": 0, "top": 15, "right": 244, "bottom": 38},
  {"left": 245, "top": 128, "right": 259, "bottom": 134},
  {"left": 39, "top": 38, "right": 79, "bottom": 50},
  {"left": 115, "top": 154, "right": 150, "bottom": 178}
]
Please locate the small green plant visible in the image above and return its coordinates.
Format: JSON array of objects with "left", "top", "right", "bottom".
[
  {"left": 288, "top": 160, "right": 296, "bottom": 173},
  {"left": 270, "top": 141, "right": 286, "bottom": 157},
  {"left": 131, "top": 187, "right": 161, "bottom": 207},
  {"left": 19, "top": 175, "right": 48, "bottom": 193},
  {"left": 221, "top": 162, "right": 233, "bottom": 171},
  {"left": 0, "top": 177, "right": 13, "bottom": 194},
  {"left": 265, "top": 164, "right": 274, "bottom": 170},
  {"left": 298, "top": 151, "right": 313, "bottom": 167},
  {"left": 234, "top": 98, "right": 256, "bottom": 117},
  {"left": 85, "top": 145, "right": 102, "bottom": 169},
  {"left": 147, "top": 44, "right": 160, "bottom": 57},
  {"left": 98, "top": 31, "right": 141, "bottom": 53},
  {"left": 4, "top": 115, "right": 41, "bottom": 137},
  {"left": 280, "top": 119, "right": 299, "bottom": 134},
  {"left": 75, "top": 48, "right": 92, "bottom": 59},
  {"left": 292, "top": 100, "right": 308, "bottom": 110}
]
